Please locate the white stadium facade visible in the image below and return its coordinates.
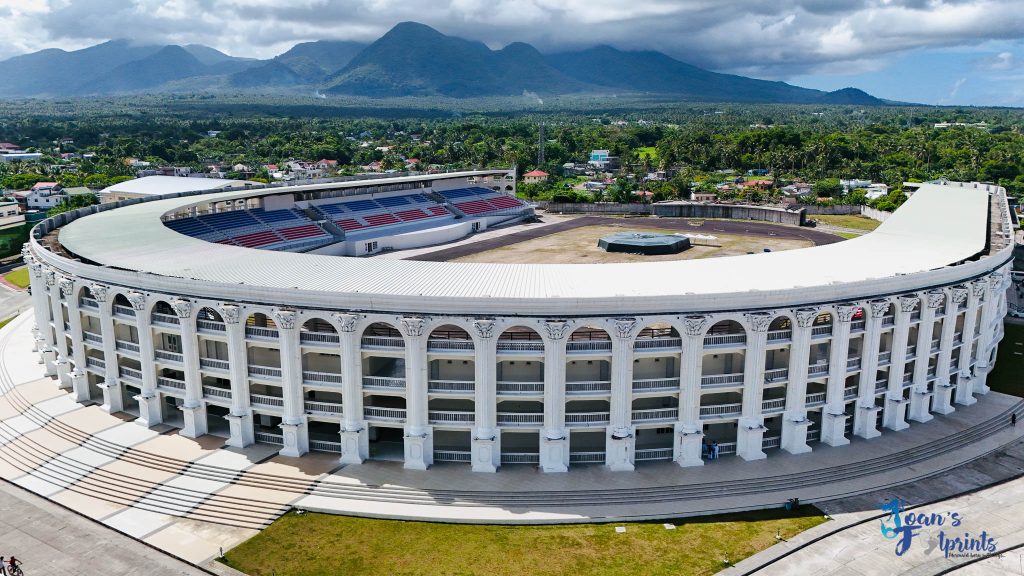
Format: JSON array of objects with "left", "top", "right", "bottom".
[{"left": 23, "top": 170, "right": 1015, "bottom": 475}]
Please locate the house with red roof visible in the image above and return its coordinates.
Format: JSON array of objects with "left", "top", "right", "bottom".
[{"left": 523, "top": 169, "right": 549, "bottom": 183}]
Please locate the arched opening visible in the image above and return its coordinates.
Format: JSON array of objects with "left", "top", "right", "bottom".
[
  {"left": 112, "top": 293, "right": 136, "bottom": 319},
  {"left": 301, "top": 317, "right": 341, "bottom": 386}
]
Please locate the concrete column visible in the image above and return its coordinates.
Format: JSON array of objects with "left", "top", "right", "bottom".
[
  {"left": 175, "top": 299, "right": 207, "bottom": 438},
  {"left": 972, "top": 273, "right": 1004, "bottom": 395},
  {"left": 883, "top": 295, "right": 918, "bottom": 431},
  {"left": 220, "top": 304, "right": 252, "bottom": 447},
  {"left": 954, "top": 282, "right": 983, "bottom": 406},
  {"left": 909, "top": 291, "right": 943, "bottom": 423},
  {"left": 47, "top": 270, "right": 69, "bottom": 366},
  {"left": 334, "top": 313, "right": 367, "bottom": 464},
  {"left": 130, "top": 292, "right": 162, "bottom": 427},
  {"left": 933, "top": 287, "right": 966, "bottom": 415},
  {"left": 781, "top": 308, "right": 817, "bottom": 454},
  {"left": 470, "top": 319, "right": 499, "bottom": 472},
  {"left": 854, "top": 299, "right": 889, "bottom": 439},
  {"left": 822, "top": 304, "right": 857, "bottom": 447},
  {"left": 675, "top": 315, "right": 709, "bottom": 467},
  {"left": 92, "top": 285, "right": 123, "bottom": 413},
  {"left": 540, "top": 320, "right": 569, "bottom": 472},
  {"left": 401, "top": 316, "right": 431, "bottom": 470},
  {"left": 61, "top": 277, "right": 85, "bottom": 391},
  {"left": 737, "top": 312, "right": 771, "bottom": 461},
  {"left": 275, "top": 309, "right": 307, "bottom": 457},
  {"left": 606, "top": 318, "right": 638, "bottom": 471},
  {"left": 26, "top": 258, "right": 53, "bottom": 349}
]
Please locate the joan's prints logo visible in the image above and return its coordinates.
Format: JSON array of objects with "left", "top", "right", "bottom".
[{"left": 879, "top": 498, "right": 998, "bottom": 559}]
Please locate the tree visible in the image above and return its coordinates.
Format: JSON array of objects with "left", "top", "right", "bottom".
[
  {"left": 813, "top": 178, "right": 842, "bottom": 198},
  {"left": 48, "top": 193, "right": 99, "bottom": 217}
]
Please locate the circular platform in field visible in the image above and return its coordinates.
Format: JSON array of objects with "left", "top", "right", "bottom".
[{"left": 597, "top": 231, "right": 691, "bottom": 255}]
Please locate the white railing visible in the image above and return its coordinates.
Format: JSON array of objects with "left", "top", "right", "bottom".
[
  {"left": 427, "top": 340, "right": 474, "bottom": 352},
  {"left": 878, "top": 351, "right": 892, "bottom": 364},
  {"left": 199, "top": 357, "right": 230, "bottom": 371},
  {"left": 633, "top": 338, "right": 681, "bottom": 350},
  {"left": 569, "top": 451, "right": 605, "bottom": 464},
  {"left": 501, "top": 453, "right": 539, "bottom": 464},
  {"left": 717, "top": 442, "right": 738, "bottom": 455},
  {"left": 434, "top": 450, "right": 472, "bottom": 462},
  {"left": 248, "top": 364, "right": 282, "bottom": 379},
  {"left": 428, "top": 380, "right": 475, "bottom": 393},
  {"left": 83, "top": 331, "right": 102, "bottom": 344},
  {"left": 362, "top": 376, "right": 406, "bottom": 390},
  {"left": 303, "top": 370, "right": 342, "bottom": 385},
  {"left": 361, "top": 336, "right": 405, "bottom": 349},
  {"left": 497, "top": 412, "right": 544, "bottom": 425},
  {"left": 565, "top": 380, "right": 611, "bottom": 393},
  {"left": 762, "top": 436, "right": 782, "bottom": 449},
  {"left": 197, "top": 319, "right": 226, "bottom": 333},
  {"left": 364, "top": 406, "right": 406, "bottom": 421},
  {"left": 497, "top": 381, "right": 544, "bottom": 394},
  {"left": 300, "top": 331, "right": 340, "bottom": 345},
  {"left": 807, "top": 429, "right": 821, "bottom": 442},
  {"left": 906, "top": 344, "right": 917, "bottom": 359},
  {"left": 762, "top": 398, "right": 787, "bottom": 412},
  {"left": 807, "top": 363, "right": 830, "bottom": 376},
  {"left": 119, "top": 366, "right": 142, "bottom": 380},
  {"left": 157, "top": 376, "right": 185, "bottom": 390},
  {"left": 910, "top": 311, "right": 921, "bottom": 321},
  {"left": 428, "top": 410, "right": 474, "bottom": 424},
  {"left": 701, "top": 373, "right": 744, "bottom": 387},
  {"left": 875, "top": 380, "right": 888, "bottom": 393},
  {"left": 811, "top": 325, "right": 833, "bottom": 337},
  {"left": 700, "top": 403, "right": 742, "bottom": 418},
  {"left": 496, "top": 340, "right": 544, "bottom": 352},
  {"left": 79, "top": 297, "right": 99, "bottom": 309},
  {"left": 152, "top": 313, "right": 180, "bottom": 325},
  {"left": 246, "top": 326, "right": 279, "bottom": 340},
  {"left": 851, "top": 320, "right": 866, "bottom": 331},
  {"left": 115, "top": 340, "right": 140, "bottom": 354},
  {"left": 844, "top": 385, "right": 858, "bottom": 399},
  {"left": 806, "top": 392, "right": 827, "bottom": 406},
  {"left": 704, "top": 333, "right": 746, "bottom": 346},
  {"left": 567, "top": 340, "right": 613, "bottom": 352},
  {"left": 931, "top": 339, "right": 940, "bottom": 352},
  {"left": 767, "top": 329, "right": 792, "bottom": 342},
  {"left": 250, "top": 393, "right": 284, "bottom": 408},
  {"left": 882, "top": 315, "right": 895, "bottom": 326},
  {"left": 154, "top": 349, "right": 183, "bottom": 363},
  {"left": 847, "top": 357, "right": 861, "bottom": 370},
  {"left": 565, "top": 411, "right": 611, "bottom": 424},
  {"left": 632, "top": 377, "right": 679, "bottom": 392},
  {"left": 203, "top": 385, "right": 232, "bottom": 399},
  {"left": 255, "top": 431, "right": 283, "bottom": 445},
  {"left": 305, "top": 401, "right": 343, "bottom": 415},
  {"left": 113, "top": 305, "right": 136, "bottom": 317},
  {"left": 635, "top": 448, "right": 674, "bottom": 461},
  {"left": 311, "top": 439, "right": 342, "bottom": 453},
  {"left": 764, "top": 368, "right": 789, "bottom": 382},
  {"left": 631, "top": 408, "right": 678, "bottom": 422}
]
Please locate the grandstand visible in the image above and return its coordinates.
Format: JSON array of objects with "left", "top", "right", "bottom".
[
  {"left": 310, "top": 193, "right": 455, "bottom": 236},
  {"left": 436, "top": 186, "right": 531, "bottom": 216},
  {"left": 164, "top": 207, "right": 335, "bottom": 252}
]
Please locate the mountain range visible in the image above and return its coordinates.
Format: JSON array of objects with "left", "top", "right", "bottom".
[{"left": 0, "top": 21, "right": 886, "bottom": 105}]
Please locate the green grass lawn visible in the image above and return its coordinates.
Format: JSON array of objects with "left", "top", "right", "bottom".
[
  {"left": 835, "top": 232, "right": 861, "bottom": 239},
  {"left": 811, "top": 215, "right": 881, "bottom": 231},
  {"left": 221, "top": 507, "right": 828, "bottom": 576},
  {"left": 988, "top": 322, "right": 1024, "bottom": 398},
  {"left": 635, "top": 147, "right": 659, "bottom": 163},
  {"left": 3, "top": 267, "right": 29, "bottom": 289},
  {"left": 0, "top": 316, "right": 14, "bottom": 330}
]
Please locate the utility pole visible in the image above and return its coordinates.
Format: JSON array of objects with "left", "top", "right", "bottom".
[{"left": 536, "top": 123, "right": 545, "bottom": 167}]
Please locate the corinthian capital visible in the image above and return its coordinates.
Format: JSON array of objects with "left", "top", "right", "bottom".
[
  {"left": 90, "top": 284, "right": 109, "bottom": 303},
  {"left": 44, "top": 269, "right": 56, "bottom": 287},
  {"left": 898, "top": 295, "right": 920, "bottom": 314},
  {"left": 744, "top": 312, "right": 772, "bottom": 333},
  {"left": 836, "top": 304, "right": 859, "bottom": 323},
  {"left": 682, "top": 315, "right": 709, "bottom": 337},
  {"left": 613, "top": 318, "right": 638, "bottom": 339},
  {"left": 273, "top": 309, "right": 297, "bottom": 330},
  {"left": 218, "top": 304, "right": 240, "bottom": 324},
  {"left": 171, "top": 298, "right": 192, "bottom": 318},
  {"left": 400, "top": 316, "right": 425, "bottom": 337},
  {"left": 988, "top": 273, "right": 1004, "bottom": 291},
  {"left": 971, "top": 281, "right": 986, "bottom": 299},
  {"left": 333, "top": 313, "right": 359, "bottom": 333},
  {"left": 925, "top": 291, "right": 944, "bottom": 309},
  {"left": 543, "top": 320, "right": 570, "bottom": 341},
  {"left": 794, "top": 308, "right": 820, "bottom": 328},
  {"left": 472, "top": 319, "right": 495, "bottom": 339},
  {"left": 868, "top": 299, "right": 890, "bottom": 318},
  {"left": 951, "top": 287, "right": 969, "bottom": 305},
  {"left": 58, "top": 277, "right": 75, "bottom": 299}
]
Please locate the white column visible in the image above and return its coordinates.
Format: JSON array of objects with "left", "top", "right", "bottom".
[
  {"left": 91, "top": 285, "right": 124, "bottom": 413},
  {"left": 335, "top": 313, "right": 367, "bottom": 464},
  {"left": 737, "top": 312, "right": 771, "bottom": 461},
  {"left": 221, "top": 304, "right": 252, "bottom": 447},
  {"left": 401, "top": 316, "right": 431, "bottom": 470},
  {"left": 128, "top": 292, "right": 161, "bottom": 427},
  {"left": 972, "top": 273, "right": 1003, "bottom": 395},
  {"left": 955, "top": 282, "right": 983, "bottom": 406},
  {"left": 909, "top": 291, "right": 943, "bottom": 423},
  {"left": 275, "top": 309, "right": 308, "bottom": 457},
  {"left": 47, "top": 270, "right": 69, "bottom": 363},
  {"left": 470, "top": 319, "right": 499, "bottom": 472},
  {"left": 854, "top": 299, "right": 889, "bottom": 439},
  {"left": 675, "top": 315, "right": 708, "bottom": 467},
  {"left": 606, "top": 318, "right": 638, "bottom": 471},
  {"left": 55, "top": 277, "right": 79, "bottom": 389},
  {"left": 933, "top": 287, "right": 967, "bottom": 415},
  {"left": 822, "top": 304, "right": 857, "bottom": 447},
  {"left": 539, "top": 320, "right": 569, "bottom": 472},
  {"left": 26, "top": 258, "right": 53, "bottom": 350},
  {"left": 175, "top": 299, "right": 207, "bottom": 438},
  {"left": 781, "top": 308, "right": 817, "bottom": 454},
  {"left": 883, "top": 295, "right": 917, "bottom": 431}
]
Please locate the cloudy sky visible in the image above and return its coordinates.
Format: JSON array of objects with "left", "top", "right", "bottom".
[{"left": 2, "top": 0, "right": 1023, "bottom": 105}]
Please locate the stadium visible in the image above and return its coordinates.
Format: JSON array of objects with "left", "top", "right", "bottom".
[{"left": 22, "top": 170, "right": 1015, "bottom": 478}]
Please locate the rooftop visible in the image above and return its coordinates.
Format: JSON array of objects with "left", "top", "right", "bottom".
[{"left": 99, "top": 175, "right": 248, "bottom": 196}]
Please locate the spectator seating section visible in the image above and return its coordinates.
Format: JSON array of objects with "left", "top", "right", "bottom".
[
  {"left": 435, "top": 187, "right": 529, "bottom": 216},
  {"left": 311, "top": 193, "right": 454, "bottom": 235},
  {"left": 164, "top": 207, "right": 334, "bottom": 252}
]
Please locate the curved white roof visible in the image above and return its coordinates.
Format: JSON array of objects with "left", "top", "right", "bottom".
[
  {"left": 100, "top": 175, "right": 248, "bottom": 196},
  {"left": 55, "top": 180, "right": 996, "bottom": 316}
]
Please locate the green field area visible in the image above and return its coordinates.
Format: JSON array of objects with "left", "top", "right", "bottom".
[
  {"left": 988, "top": 322, "right": 1024, "bottom": 398},
  {"left": 222, "top": 507, "right": 827, "bottom": 576},
  {"left": 811, "top": 215, "right": 881, "bottom": 231},
  {"left": 835, "top": 232, "right": 861, "bottom": 239},
  {"left": 0, "top": 224, "right": 29, "bottom": 260},
  {"left": 3, "top": 267, "right": 29, "bottom": 289},
  {"left": 635, "top": 146, "right": 659, "bottom": 162}
]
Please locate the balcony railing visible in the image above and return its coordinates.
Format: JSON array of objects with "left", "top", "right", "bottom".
[
  {"left": 119, "top": 366, "right": 142, "bottom": 381},
  {"left": 567, "top": 340, "right": 612, "bottom": 352},
  {"left": 875, "top": 379, "right": 888, "bottom": 393},
  {"left": 428, "top": 380, "right": 474, "bottom": 393},
  {"left": 250, "top": 393, "right": 284, "bottom": 408},
  {"left": 151, "top": 313, "right": 180, "bottom": 326},
  {"left": 362, "top": 376, "right": 406, "bottom": 390},
  {"left": 199, "top": 357, "right": 230, "bottom": 371},
  {"left": 496, "top": 340, "right": 544, "bottom": 352},
  {"left": 311, "top": 439, "right": 342, "bottom": 453},
  {"left": 300, "top": 331, "right": 340, "bottom": 345},
  {"left": 569, "top": 451, "right": 606, "bottom": 464},
  {"left": 248, "top": 365, "right": 282, "bottom": 379},
  {"left": 704, "top": 333, "right": 746, "bottom": 346},
  {"left": 501, "top": 453, "right": 540, "bottom": 464},
  {"left": 303, "top": 371, "right": 343, "bottom": 385},
  {"left": 566, "top": 411, "right": 611, "bottom": 425},
  {"left": 428, "top": 410, "right": 474, "bottom": 424},
  {"left": 767, "top": 329, "right": 792, "bottom": 342},
  {"left": 931, "top": 339, "right": 940, "bottom": 353},
  {"left": 427, "top": 339, "right": 474, "bottom": 352},
  {"left": 497, "top": 381, "right": 544, "bottom": 394},
  {"left": 878, "top": 351, "right": 892, "bottom": 364},
  {"left": 762, "top": 436, "right": 782, "bottom": 449},
  {"left": 699, "top": 403, "right": 742, "bottom": 418},
  {"left": 305, "top": 401, "right": 343, "bottom": 415},
  {"left": 361, "top": 336, "right": 405, "bottom": 349},
  {"left": 83, "top": 331, "right": 102, "bottom": 344},
  {"left": 115, "top": 340, "right": 140, "bottom": 354},
  {"left": 203, "top": 385, "right": 232, "bottom": 400},
  {"left": 246, "top": 326, "right": 279, "bottom": 340},
  {"left": 434, "top": 450, "right": 472, "bottom": 462},
  {"left": 79, "top": 297, "right": 99, "bottom": 309},
  {"left": 635, "top": 448, "right": 674, "bottom": 461},
  {"left": 851, "top": 320, "right": 866, "bottom": 332},
  {"left": 633, "top": 338, "right": 681, "bottom": 351},
  {"left": 762, "top": 398, "right": 787, "bottom": 412},
  {"left": 807, "top": 363, "right": 830, "bottom": 376},
  {"left": 811, "top": 325, "right": 833, "bottom": 337},
  {"left": 844, "top": 385, "right": 858, "bottom": 399},
  {"left": 85, "top": 357, "right": 106, "bottom": 371},
  {"left": 631, "top": 408, "right": 678, "bottom": 422},
  {"left": 847, "top": 357, "right": 861, "bottom": 370},
  {"left": 113, "top": 305, "right": 136, "bottom": 318},
  {"left": 632, "top": 377, "right": 680, "bottom": 392},
  {"left": 806, "top": 392, "right": 827, "bottom": 406},
  {"left": 365, "top": 406, "right": 406, "bottom": 421},
  {"left": 197, "top": 319, "right": 226, "bottom": 333},
  {"left": 497, "top": 412, "right": 544, "bottom": 426},
  {"left": 255, "top": 431, "right": 283, "bottom": 445},
  {"left": 701, "top": 373, "right": 744, "bottom": 388},
  {"left": 565, "top": 380, "right": 611, "bottom": 394},
  {"left": 157, "top": 376, "right": 185, "bottom": 390},
  {"left": 764, "top": 368, "right": 788, "bottom": 383},
  {"left": 154, "top": 349, "right": 183, "bottom": 363},
  {"left": 882, "top": 315, "right": 895, "bottom": 326}
]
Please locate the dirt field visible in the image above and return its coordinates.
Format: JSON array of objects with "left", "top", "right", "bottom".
[{"left": 450, "top": 223, "right": 815, "bottom": 264}]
